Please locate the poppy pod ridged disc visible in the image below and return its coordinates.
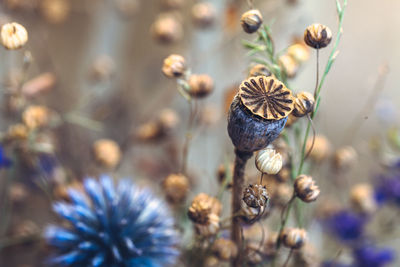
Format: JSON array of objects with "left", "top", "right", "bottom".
[{"left": 227, "top": 76, "right": 294, "bottom": 152}]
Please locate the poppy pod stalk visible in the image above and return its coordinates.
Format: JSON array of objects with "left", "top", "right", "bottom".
[{"left": 227, "top": 75, "right": 294, "bottom": 266}]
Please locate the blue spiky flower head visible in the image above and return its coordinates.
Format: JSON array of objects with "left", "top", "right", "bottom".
[{"left": 45, "top": 175, "right": 180, "bottom": 267}]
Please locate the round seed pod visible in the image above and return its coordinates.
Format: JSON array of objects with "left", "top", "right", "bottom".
[
  {"left": 151, "top": 14, "right": 183, "bottom": 44},
  {"left": 162, "top": 54, "right": 186, "bottom": 78},
  {"left": 40, "top": 0, "right": 70, "bottom": 24},
  {"left": 188, "top": 193, "right": 222, "bottom": 224},
  {"left": 240, "top": 9, "right": 263, "bottom": 34},
  {"left": 292, "top": 92, "right": 315, "bottom": 117},
  {"left": 22, "top": 105, "right": 50, "bottom": 130},
  {"left": 350, "top": 183, "right": 377, "bottom": 214},
  {"left": 92, "top": 139, "right": 121, "bottom": 169},
  {"left": 306, "top": 135, "right": 331, "bottom": 162},
  {"left": 188, "top": 74, "right": 214, "bottom": 98},
  {"left": 163, "top": 173, "right": 189, "bottom": 203},
  {"left": 255, "top": 147, "right": 283, "bottom": 175},
  {"left": 243, "top": 184, "right": 269, "bottom": 209},
  {"left": 248, "top": 64, "right": 273, "bottom": 78},
  {"left": 212, "top": 238, "right": 238, "bottom": 261},
  {"left": 280, "top": 228, "right": 307, "bottom": 249},
  {"left": 1, "top": 22, "right": 28, "bottom": 50},
  {"left": 158, "top": 108, "right": 180, "bottom": 132},
  {"left": 294, "top": 174, "right": 320, "bottom": 203},
  {"left": 194, "top": 213, "right": 220, "bottom": 236},
  {"left": 287, "top": 43, "right": 310, "bottom": 64},
  {"left": 304, "top": 24, "right": 332, "bottom": 49},
  {"left": 333, "top": 146, "right": 357, "bottom": 170},
  {"left": 227, "top": 76, "right": 294, "bottom": 152},
  {"left": 279, "top": 54, "right": 298, "bottom": 78},
  {"left": 192, "top": 2, "right": 216, "bottom": 28}
]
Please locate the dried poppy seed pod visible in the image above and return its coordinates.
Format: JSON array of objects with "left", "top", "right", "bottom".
[
  {"left": 22, "top": 105, "right": 50, "bottom": 130},
  {"left": 163, "top": 173, "right": 189, "bottom": 203},
  {"left": 93, "top": 139, "right": 121, "bottom": 168},
  {"left": 151, "top": 14, "right": 183, "bottom": 44},
  {"left": 243, "top": 184, "right": 269, "bottom": 209},
  {"left": 212, "top": 238, "right": 238, "bottom": 261},
  {"left": 255, "top": 147, "right": 283, "bottom": 174},
  {"left": 280, "top": 228, "right": 307, "bottom": 249},
  {"left": 304, "top": 24, "right": 332, "bottom": 49},
  {"left": 227, "top": 76, "right": 294, "bottom": 152},
  {"left": 188, "top": 74, "right": 214, "bottom": 98},
  {"left": 294, "top": 174, "right": 320, "bottom": 203},
  {"left": 248, "top": 64, "right": 273, "bottom": 78},
  {"left": 1, "top": 22, "right": 28, "bottom": 50},
  {"left": 350, "top": 183, "right": 377, "bottom": 214},
  {"left": 333, "top": 146, "right": 357, "bottom": 170},
  {"left": 192, "top": 2, "right": 216, "bottom": 28},
  {"left": 293, "top": 92, "right": 315, "bottom": 117},
  {"left": 240, "top": 9, "right": 263, "bottom": 34},
  {"left": 162, "top": 54, "right": 186, "bottom": 78}
]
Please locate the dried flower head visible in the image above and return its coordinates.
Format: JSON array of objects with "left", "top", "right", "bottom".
[
  {"left": 188, "top": 74, "right": 214, "bottom": 98},
  {"left": 7, "top": 123, "right": 28, "bottom": 140},
  {"left": 22, "top": 105, "right": 50, "bottom": 130},
  {"left": 162, "top": 54, "right": 186, "bottom": 78},
  {"left": 240, "top": 9, "right": 263, "bottom": 34},
  {"left": 243, "top": 184, "right": 269, "bottom": 209},
  {"left": 292, "top": 91, "right": 315, "bottom": 117},
  {"left": 333, "top": 146, "right": 357, "bottom": 170},
  {"left": 151, "top": 14, "right": 183, "bottom": 44},
  {"left": 280, "top": 228, "right": 307, "bottom": 249},
  {"left": 306, "top": 135, "right": 331, "bottom": 162},
  {"left": 212, "top": 238, "right": 238, "bottom": 261},
  {"left": 304, "top": 23, "right": 332, "bottom": 49},
  {"left": 255, "top": 147, "right": 283, "bottom": 174},
  {"left": 163, "top": 173, "right": 189, "bottom": 203},
  {"left": 249, "top": 64, "right": 273, "bottom": 78},
  {"left": 287, "top": 43, "right": 310, "bottom": 63},
  {"left": 192, "top": 2, "right": 216, "bottom": 28},
  {"left": 188, "top": 193, "right": 221, "bottom": 221},
  {"left": 92, "top": 139, "right": 121, "bottom": 169},
  {"left": 294, "top": 174, "right": 320, "bottom": 203},
  {"left": 239, "top": 76, "right": 294, "bottom": 120},
  {"left": 194, "top": 213, "right": 220, "bottom": 236},
  {"left": 279, "top": 54, "right": 299, "bottom": 78},
  {"left": 350, "top": 183, "right": 377, "bottom": 214},
  {"left": 40, "top": 0, "right": 70, "bottom": 24},
  {"left": 1, "top": 22, "right": 28, "bottom": 50}
]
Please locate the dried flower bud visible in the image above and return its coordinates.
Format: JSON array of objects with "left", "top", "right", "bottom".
[
  {"left": 248, "top": 64, "right": 273, "bottom": 78},
  {"left": 292, "top": 92, "right": 315, "bottom": 117},
  {"left": 163, "top": 173, "right": 189, "bottom": 203},
  {"left": 7, "top": 123, "right": 28, "bottom": 140},
  {"left": 240, "top": 9, "right": 263, "bottom": 34},
  {"left": 188, "top": 193, "right": 222, "bottom": 224},
  {"left": 255, "top": 148, "right": 283, "bottom": 174},
  {"left": 22, "top": 105, "right": 50, "bottom": 130},
  {"left": 192, "top": 2, "right": 216, "bottom": 28},
  {"left": 287, "top": 43, "right": 310, "bottom": 64},
  {"left": 162, "top": 54, "right": 186, "bottom": 78},
  {"left": 135, "top": 121, "right": 161, "bottom": 141},
  {"left": 306, "top": 135, "right": 331, "bottom": 162},
  {"left": 194, "top": 213, "right": 220, "bottom": 236},
  {"left": 279, "top": 54, "right": 298, "bottom": 78},
  {"left": 294, "top": 174, "right": 320, "bottom": 203},
  {"left": 333, "top": 146, "right": 357, "bottom": 170},
  {"left": 1, "top": 22, "right": 28, "bottom": 50},
  {"left": 158, "top": 108, "right": 179, "bottom": 131},
  {"left": 92, "top": 139, "right": 121, "bottom": 168},
  {"left": 243, "top": 184, "right": 269, "bottom": 208},
  {"left": 350, "top": 183, "right": 377, "bottom": 214},
  {"left": 188, "top": 74, "right": 214, "bottom": 98},
  {"left": 9, "top": 183, "right": 29, "bottom": 204},
  {"left": 228, "top": 76, "right": 294, "bottom": 152},
  {"left": 90, "top": 55, "right": 115, "bottom": 82},
  {"left": 304, "top": 24, "right": 332, "bottom": 49},
  {"left": 280, "top": 228, "right": 307, "bottom": 249},
  {"left": 22, "top": 72, "right": 56, "bottom": 97},
  {"left": 212, "top": 238, "right": 238, "bottom": 261},
  {"left": 40, "top": 0, "right": 70, "bottom": 24},
  {"left": 151, "top": 14, "right": 183, "bottom": 44}
]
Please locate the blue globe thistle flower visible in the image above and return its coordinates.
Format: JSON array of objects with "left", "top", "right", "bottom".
[
  {"left": 45, "top": 175, "right": 180, "bottom": 267},
  {"left": 325, "top": 210, "right": 367, "bottom": 241},
  {"left": 353, "top": 244, "right": 394, "bottom": 267},
  {"left": 374, "top": 175, "right": 400, "bottom": 205}
]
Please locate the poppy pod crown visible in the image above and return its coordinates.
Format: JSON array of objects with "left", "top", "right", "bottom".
[{"left": 227, "top": 76, "right": 294, "bottom": 152}]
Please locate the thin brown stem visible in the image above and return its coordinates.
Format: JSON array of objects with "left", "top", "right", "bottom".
[
  {"left": 181, "top": 100, "right": 197, "bottom": 174},
  {"left": 283, "top": 249, "right": 294, "bottom": 267},
  {"left": 304, "top": 114, "right": 316, "bottom": 160}
]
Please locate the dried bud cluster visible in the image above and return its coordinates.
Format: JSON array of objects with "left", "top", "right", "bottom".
[
  {"left": 304, "top": 23, "right": 332, "bottom": 49},
  {"left": 163, "top": 173, "right": 189, "bottom": 203},
  {"left": 294, "top": 174, "right": 320, "bottom": 202},
  {"left": 192, "top": 2, "right": 216, "bottom": 28},
  {"left": 212, "top": 238, "right": 238, "bottom": 261},
  {"left": 1, "top": 22, "right": 28, "bottom": 50},
  {"left": 92, "top": 139, "right": 121, "bottom": 169},
  {"left": 240, "top": 9, "right": 263, "bottom": 34},
  {"left": 350, "top": 183, "right": 377, "bottom": 214},
  {"left": 248, "top": 64, "right": 273, "bottom": 78},
  {"left": 255, "top": 147, "right": 283, "bottom": 175},
  {"left": 243, "top": 184, "right": 269, "bottom": 209},
  {"left": 280, "top": 228, "right": 307, "bottom": 249},
  {"left": 162, "top": 54, "right": 186, "bottom": 78},
  {"left": 188, "top": 74, "right": 214, "bottom": 98},
  {"left": 293, "top": 91, "right": 315, "bottom": 117},
  {"left": 188, "top": 193, "right": 221, "bottom": 236}
]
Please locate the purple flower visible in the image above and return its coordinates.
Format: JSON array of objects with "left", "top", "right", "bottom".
[
  {"left": 353, "top": 245, "right": 394, "bottom": 267},
  {"left": 325, "top": 210, "right": 367, "bottom": 241}
]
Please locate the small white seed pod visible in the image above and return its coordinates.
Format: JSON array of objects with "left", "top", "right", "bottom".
[
  {"left": 255, "top": 147, "right": 283, "bottom": 175},
  {"left": 1, "top": 22, "right": 28, "bottom": 50}
]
